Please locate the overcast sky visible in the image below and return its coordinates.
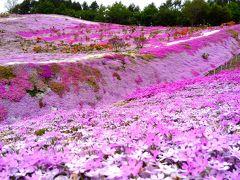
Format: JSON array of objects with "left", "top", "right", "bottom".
[{"left": 0, "top": 0, "right": 166, "bottom": 13}]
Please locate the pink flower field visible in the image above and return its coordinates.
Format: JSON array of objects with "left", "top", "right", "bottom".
[{"left": 0, "top": 14, "right": 240, "bottom": 179}]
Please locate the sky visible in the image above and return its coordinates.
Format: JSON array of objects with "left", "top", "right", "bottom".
[{"left": 0, "top": 0, "right": 166, "bottom": 13}]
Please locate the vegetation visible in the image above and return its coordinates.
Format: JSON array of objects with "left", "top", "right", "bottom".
[
  {"left": 0, "top": 66, "right": 15, "bottom": 80},
  {"left": 10, "top": 0, "right": 240, "bottom": 26},
  {"left": 34, "top": 128, "right": 47, "bottom": 136},
  {"left": 108, "top": 36, "right": 126, "bottom": 52},
  {"left": 48, "top": 81, "right": 65, "bottom": 97}
]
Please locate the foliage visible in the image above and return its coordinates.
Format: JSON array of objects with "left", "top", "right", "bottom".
[
  {"left": 208, "top": 4, "right": 232, "bottom": 26},
  {"left": 182, "top": 0, "right": 210, "bottom": 26},
  {"left": 34, "top": 128, "right": 47, "bottom": 136},
  {"left": 48, "top": 81, "right": 65, "bottom": 97},
  {"left": 11, "top": 0, "right": 240, "bottom": 26},
  {"left": 141, "top": 3, "right": 158, "bottom": 26},
  {"left": 134, "top": 34, "right": 146, "bottom": 49},
  {"left": 108, "top": 36, "right": 126, "bottom": 52},
  {"left": 26, "top": 86, "right": 44, "bottom": 97},
  {"left": 0, "top": 66, "right": 15, "bottom": 80},
  {"left": 0, "top": 13, "right": 10, "bottom": 17},
  {"left": 106, "top": 2, "right": 131, "bottom": 25},
  {"left": 86, "top": 77, "right": 100, "bottom": 92}
]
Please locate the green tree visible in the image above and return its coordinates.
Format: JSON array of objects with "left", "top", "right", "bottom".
[
  {"left": 182, "top": 0, "right": 210, "bottom": 26},
  {"left": 94, "top": 5, "right": 107, "bottom": 22},
  {"left": 11, "top": 0, "right": 36, "bottom": 14},
  {"left": 156, "top": 7, "right": 181, "bottom": 26},
  {"left": 79, "top": 10, "right": 95, "bottom": 21},
  {"left": 106, "top": 2, "right": 131, "bottom": 24},
  {"left": 72, "top": 2, "right": 82, "bottom": 11},
  {"left": 141, "top": 3, "right": 158, "bottom": 26},
  {"left": 227, "top": 2, "right": 240, "bottom": 23},
  {"left": 90, "top": 1, "right": 99, "bottom": 11},
  {"left": 208, "top": 4, "right": 232, "bottom": 25},
  {"left": 128, "top": 3, "right": 140, "bottom": 12},
  {"left": 32, "top": 0, "right": 55, "bottom": 14},
  {"left": 82, "top": 1, "right": 89, "bottom": 10},
  {"left": 127, "top": 4, "right": 141, "bottom": 25},
  {"left": 54, "top": 2, "right": 67, "bottom": 15},
  {"left": 7, "top": 0, "right": 240, "bottom": 26}
]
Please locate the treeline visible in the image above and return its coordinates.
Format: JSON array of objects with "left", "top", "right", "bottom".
[{"left": 11, "top": 0, "right": 240, "bottom": 26}]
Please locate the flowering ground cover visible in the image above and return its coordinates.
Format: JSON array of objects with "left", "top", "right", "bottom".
[
  {"left": 0, "top": 14, "right": 239, "bottom": 64},
  {"left": 0, "top": 69, "right": 240, "bottom": 179},
  {"left": 0, "top": 14, "right": 239, "bottom": 121},
  {"left": 0, "top": 14, "right": 240, "bottom": 179}
]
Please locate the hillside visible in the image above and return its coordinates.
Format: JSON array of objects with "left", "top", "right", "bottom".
[
  {"left": 0, "top": 69, "right": 240, "bottom": 179},
  {"left": 0, "top": 14, "right": 240, "bottom": 179},
  {"left": 0, "top": 14, "right": 239, "bottom": 122}
]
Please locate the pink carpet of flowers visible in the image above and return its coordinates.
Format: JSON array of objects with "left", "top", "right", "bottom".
[
  {"left": 0, "top": 69, "right": 240, "bottom": 179},
  {"left": 0, "top": 14, "right": 240, "bottom": 179},
  {"left": 0, "top": 14, "right": 239, "bottom": 121}
]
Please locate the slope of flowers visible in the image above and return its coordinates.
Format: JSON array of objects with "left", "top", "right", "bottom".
[
  {"left": 0, "top": 69, "right": 239, "bottom": 179},
  {"left": 0, "top": 14, "right": 239, "bottom": 121},
  {"left": 1, "top": 14, "right": 239, "bottom": 64}
]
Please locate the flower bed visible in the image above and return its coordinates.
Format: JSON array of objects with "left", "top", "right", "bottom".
[
  {"left": 0, "top": 69, "right": 239, "bottom": 179},
  {"left": 0, "top": 14, "right": 239, "bottom": 121}
]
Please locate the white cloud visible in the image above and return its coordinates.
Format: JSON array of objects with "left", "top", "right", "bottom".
[{"left": 0, "top": 0, "right": 166, "bottom": 13}]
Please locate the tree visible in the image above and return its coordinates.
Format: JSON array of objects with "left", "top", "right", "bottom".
[
  {"left": 18, "top": 0, "right": 32, "bottom": 14},
  {"left": 227, "top": 2, "right": 240, "bottom": 23},
  {"left": 173, "top": 0, "right": 182, "bottom": 9},
  {"left": 82, "top": 1, "right": 89, "bottom": 10},
  {"left": 72, "top": 2, "right": 82, "bottom": 11},
  {"left": 162, "top": 0, "right": 173, "bottom": 9},
  {"left": 32, "top": 0, "right": 55, "bottom": 14},
  {"left": 208, "top": 4, "right": 232, "bottom": 25},
  {"left": 4, "top": 0, "right": 240, "bottom": 26},
  {"left": 128, "top": 3, "right": 140, "bottom": 13},
  {"left": 141, "top": 3, "right": 158, "bottom": 26},
  {"left": 127, "top": 4, "right": 140, "bottom": 25},
  {"left": 106, "top": 2, "right": 131, "bottom": 24},
  {"left": 156, "top": 7, "right": 181, "bottom": 26},
  {"left": 94, "top": 5, "right": 107, "bottom": 22},
  {"left": 182, "top": 0, "right": 210, "bottom": 26},
  {"left": 5, "top": 0, "right": 18, "bottom": 12},
  {"left": 90, "top": 1, "right": 99, "bottom": 11},
  {"left": 54, "top": 2, "right": 67, "bottom": 15}
]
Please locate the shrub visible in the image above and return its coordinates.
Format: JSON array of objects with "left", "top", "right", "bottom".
[
  {"left": 48, "top": 81, "right": 65, "bottom": 97},
  {"left": 134, "top": 34, "right": 146, "bottom": 49},
  {"left": 108, "top": 36, "right": 126, "bottom": 52},
  {"left": 0, "top": 13, "right": 9, "bottom": 18},
  {"left": 33, "top": 46, "right": 43, "bottom": 53},
  {"left": 26, "top": 86, "right": 44, "bottom": 97},
  {"left": 86, "top": 77, "right": 100, "bottom": 92},
  {"left": 50, "top": 63, "right": 61, "bottom": 74},
  {"left": 34, "top": 129, "right": 47, "bottom": 136},
  {"left": 227, "top": 29, "right": 239, "bottom": 40},
  {"left": 0, "top": 66, "right": 16, "bottom": 80}
]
